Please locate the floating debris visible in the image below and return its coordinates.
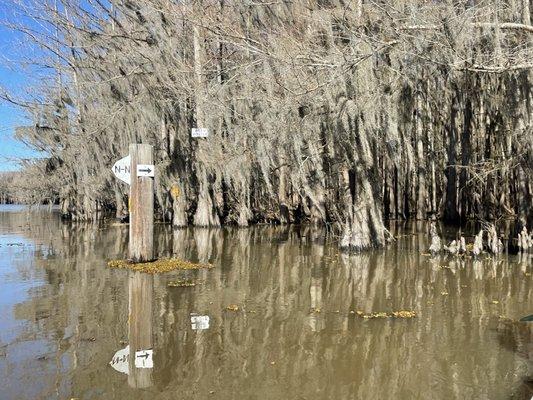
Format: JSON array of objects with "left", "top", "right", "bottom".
[
  {"left": 225, "top": 304, "right": 240, "bottom": 312},
  {"left": 108, "top": 258, "right": 213, "bottom": 274},
  {"left": 356, "top": 310, "right": 417, "bottom": 319},
  {"left": 491, "top": 300, "right": 500, "bottom": 305}
]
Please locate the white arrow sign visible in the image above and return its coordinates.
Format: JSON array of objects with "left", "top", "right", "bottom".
[
  {"left": 112, "top": 155, "right": 131, "bottom": 185},
  {"left": 137, "top": 164, "right": 155, "bottom": 178}
]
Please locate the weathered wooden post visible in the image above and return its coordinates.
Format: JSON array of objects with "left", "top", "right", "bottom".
[
  {"left": 129, "top": 143, "right": 154, "bottom": 262},
  {"left": 128, "top": 144, "right": 154, "bottom": 388},
  {"left": 110, "top": 144, "right": 155, "bottom": 387}
]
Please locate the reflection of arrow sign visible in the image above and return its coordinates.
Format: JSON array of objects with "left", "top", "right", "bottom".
[
  {"left": 137, "top": 164, "right": 155, "bottom": 178},
  {"left": 135, "top": 349, "right": 153, "bottom": 369},
  {"left": 112, "top": 155, "right": 131, "bottom": 185}
]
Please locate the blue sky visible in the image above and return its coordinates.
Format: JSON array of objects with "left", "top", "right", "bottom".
[{"left": 0, "top": 2, "right": 47, "bottom": 172}]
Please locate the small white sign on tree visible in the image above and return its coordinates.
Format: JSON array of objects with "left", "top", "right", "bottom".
[{"left": 191, "top": 128, "right": 209, "bottom": 138}]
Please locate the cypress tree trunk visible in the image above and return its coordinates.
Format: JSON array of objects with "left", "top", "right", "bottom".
[{"left": 444, "top": 88, "right": 460, "bottom": 224}]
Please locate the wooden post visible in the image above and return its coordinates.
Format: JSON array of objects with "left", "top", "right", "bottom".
[
  {"left": 129, "top": 144, "right": 154, "bottom": 262},
  {"left": 128, "top": 271, "right": 153, "bottom": 388}
]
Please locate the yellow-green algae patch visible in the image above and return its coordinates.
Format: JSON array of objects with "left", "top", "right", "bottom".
[{"left": 108, "top": 258, "right": 213, "bottom": 274}]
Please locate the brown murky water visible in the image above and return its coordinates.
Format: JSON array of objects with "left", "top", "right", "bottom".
[{"left": 0, "top": 206, "right": 531, "bottom": 400}]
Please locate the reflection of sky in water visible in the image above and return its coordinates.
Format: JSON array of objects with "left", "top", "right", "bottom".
[
  {"left": 0, "top": 233, "right": 45, "bottom": 344},
  {"left": 0, "top": 207, "right": 56, "bottom": 400}
]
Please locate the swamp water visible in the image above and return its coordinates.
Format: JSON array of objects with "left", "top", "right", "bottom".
[{"left": 0, "top": 206, "right": 531, "bottom": 399}]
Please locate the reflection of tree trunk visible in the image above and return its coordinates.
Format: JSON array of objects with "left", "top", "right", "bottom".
[
  {"left": 128, "top": 271, "right": 153, "bottom": 389},
  {"left": 194, "top": 229, "right": 213, "bottom": 263},
  {"left": 172, "top": 227, "right": 189, "bottom": 258},
  {"left": 309, "top": 233, "right": 325, "bottom": 330}
]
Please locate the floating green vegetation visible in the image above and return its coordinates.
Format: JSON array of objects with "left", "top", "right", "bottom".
[
  {"left": 108, "top": 258, "right": 213, "bottom": 274},
  {"left": 167, "top": 279, "right": 203, "bottom": 288},
  {"left": 355, "top": 310, "right": 417, "bottom": 319}
]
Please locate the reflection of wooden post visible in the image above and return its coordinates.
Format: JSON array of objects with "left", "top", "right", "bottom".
[
  {"left": 128, "top": 271, "right": 153, "bottom": 388},
  {"left": 129, "top": 144, "right": 154, "bottom": 262}
]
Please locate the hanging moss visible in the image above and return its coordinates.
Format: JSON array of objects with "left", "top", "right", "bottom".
[{"left": 7, "top": 1, "right": 532, "bottom": 246}]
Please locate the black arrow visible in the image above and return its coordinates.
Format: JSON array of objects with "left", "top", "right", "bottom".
[
  {"left": 137, "top": 352, "right": 150, "bottom": 359},
  {"left": 138, "top": 168, "right": 152, "bottom": 174}
]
